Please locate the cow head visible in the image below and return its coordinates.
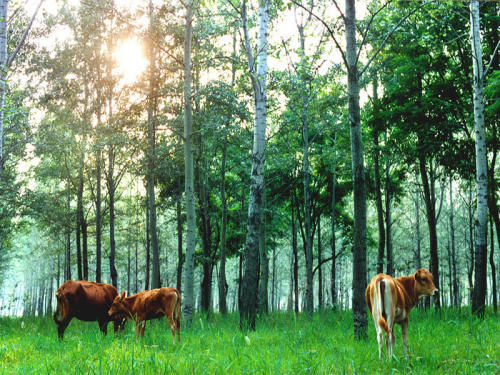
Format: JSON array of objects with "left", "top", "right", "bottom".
[
  {"left": 108, "top": 291, "right": 129, "bottom": 319},
  {"left": 414, "top": 268, "right": 438, "bottom": 299}
]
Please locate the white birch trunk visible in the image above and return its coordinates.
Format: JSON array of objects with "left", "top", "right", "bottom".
[
  {"left": 183, "top": 0, "right": 196, "bottom": 325},
  {"left": 240, "top": 0, "right": 270, "bottom": 330},
  {"left": 0, "top": 0, "right": 8, "bottom": 174},
  {"left": 470, "top": 0, "right": 488, "bottom": 317}
]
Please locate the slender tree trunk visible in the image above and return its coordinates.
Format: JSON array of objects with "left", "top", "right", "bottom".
[
  {"left": 258, "top": 191, "right": 269, "bottom": 314},
  {"left": 145, "top": 198, "right": 151, "bottom": 290},
  {"left": 176, "top": 191, "right": 183, "bottom": 293},
  {"left": 148, "top": 3, "right": 161, "bottom": 289},
  {"left": 468, "top": 185, "right": 474, "bottom": 304},
  {"left": 65, "top": 180, "right": 71, "bottom": 281},
  {"left": 183, "top": 0, "right": 196, "bottom": 325},
  {"left": 331, "top": 133, "right": 337, "bottom": 309},
  {"left": 108, "top": 147, "right": 117, "bottom": 288},
  {"left": 490, "top": 216, "right": 497, "bottom": 313},
  {"left": 470, "top": 0, "right": 488, "bottom": 318},
  {"left": 135, "top": 239, "right": 138, "bottom": 293},
  {"left": 95, "top": 146, "right": 102, "bottom": 282},
  {"left": 218, "top": 137, "right": 228, "bottom": 314},
  {"left": 318, "top": 218, "right": 323, "bottom": 309},
  {"left": 449, "top": 178, "right": 459, "bottom": 307},
  {"left": 82, "top": 219, "right": 88, "bottom": 280},
  {"left": 345, "top": 0, "right": 367, "bottom": 339},
  {"left": 418, "top": 146, "right": 440, "bottom": 309},
  {"left": 76, "top": 161, "right": 83, "bottom": 280},
  {"left": 0, "top": 0, "right": 7, "bottom": 176},
  {"left": 415, "top": 179, "right": 422, "bottom": 270},
  {"left": 372, "top": 78, "right": 385, "bottom": 275},
  {"left": 240, "top": 0, "right": 270, "bottom": 330},
  {"left": 384, "top": 132, "right": 393, "bottom": 276},
  {"left": 292, "top": 194, "right": 299, "bottom": 314}
]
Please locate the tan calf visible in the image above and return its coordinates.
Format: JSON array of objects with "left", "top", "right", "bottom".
[
  {"left": 365, "top": 268, "right": 438, "bottom": 359},
  {"left": 108, "top": 287, "right": 181, "bottom": 345}
]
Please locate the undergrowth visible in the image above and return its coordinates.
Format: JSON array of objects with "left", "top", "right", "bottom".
[{"left": 0, "top": 308, "right": 498, "bottom": 374}]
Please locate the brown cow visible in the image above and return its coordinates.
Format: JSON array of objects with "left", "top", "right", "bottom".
[
  {"left": 54, "top": 280, "right": 125, "bottom": 339},
  {"left": 365, "top": 268, "right": 438, "bottom": 359},
  {"left": 108, "top": 287, "right": 181, "bottom": 345}
]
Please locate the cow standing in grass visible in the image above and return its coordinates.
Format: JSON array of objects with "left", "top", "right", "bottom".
[
  {"left": 54, "top": 280, "right": 125, "bottom": 339},
  {"left": 365, "top": 268, "right": 438, "bottom": 359},
  {"left": 108, "top": 287, "right": 181, "bottom": 345}
]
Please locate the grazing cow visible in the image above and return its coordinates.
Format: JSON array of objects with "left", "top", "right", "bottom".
[
  {"left": 108, "top": 287, "right": 181, "bottom": 345},
  {"left": 54, "top": 280, "right": 125, "bottom": 339},
  {"left": 365, "top": 268, "right": 438, "bottom": 359}
]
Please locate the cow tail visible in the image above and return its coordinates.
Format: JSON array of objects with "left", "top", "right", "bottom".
[
  {"left": 377, "top": 279, "right": 390, "bottom": 334},
  {"left": 53, "top": 290, "right": 66, "bottom": 324}
]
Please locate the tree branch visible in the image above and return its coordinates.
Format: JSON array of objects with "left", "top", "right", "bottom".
[
  {"left": 359, "top": 1, "right": 426, "bottom": 78},
  {"left": 6, "top": 0, "right": 45, "bottom": 69}
]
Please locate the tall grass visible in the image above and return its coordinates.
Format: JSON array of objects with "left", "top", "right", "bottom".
[{"left": 0, "top": 308, "right": 498, "bottom": 374}]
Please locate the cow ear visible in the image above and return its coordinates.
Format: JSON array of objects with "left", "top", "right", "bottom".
[
  {"left": 414, "top": 270, "right": 422, "bottom": 281},
  {"left": 120, "top": 291, "right": 126, "bottom": 299}
]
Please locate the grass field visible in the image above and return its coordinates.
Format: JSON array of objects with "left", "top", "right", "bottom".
[{"left": 0, "top": 308, "right": 498, "bottom": 374}]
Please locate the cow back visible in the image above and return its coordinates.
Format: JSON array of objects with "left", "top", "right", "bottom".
[{"left": 57, "top": 281, "right": 118, "bottom": 322}]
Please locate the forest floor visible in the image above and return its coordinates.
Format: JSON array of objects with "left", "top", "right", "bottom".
[{"left": 0, "top": 308, "right": 498, "bottom": 374}]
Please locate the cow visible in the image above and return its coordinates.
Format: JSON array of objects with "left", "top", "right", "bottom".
[
  {"left": 365, "top": 268, "right": 438, "bottom": 359},
  {"left": 108, "top": 287, "right": 181, "bottom": 345},
  {"left": 53, "top": 280, "right": 125, "bottom": 339}
]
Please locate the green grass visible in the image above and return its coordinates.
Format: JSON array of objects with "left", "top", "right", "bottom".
[{"left": 0, "top": 309, "right": 498, "bottom": 374}]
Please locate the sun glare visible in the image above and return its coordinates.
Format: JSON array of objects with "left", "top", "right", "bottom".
[{"left": 114, "top": 38, "right": 149, "bottom": 85}]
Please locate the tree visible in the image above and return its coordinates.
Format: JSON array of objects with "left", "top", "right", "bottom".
[
  {"left": 182, "top": 0, "right": 196, "bottom": 325},
  {"left": 470, "top": 0, "right": 488, "bottom": 318},
  {"left": 239, "top": 0, "right": 270, "bottom": 330}
]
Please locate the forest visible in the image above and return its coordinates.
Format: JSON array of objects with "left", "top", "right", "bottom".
[{"left": 0, "top": 0, "right": 499, "bottom": 372}]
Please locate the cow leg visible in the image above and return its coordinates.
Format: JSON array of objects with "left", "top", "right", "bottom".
[
  {"left": 167, "top": 316, "right": 177, "bottom": 346},
  {"left": 401, "top": 319, "right": 409, "bottom": 358},
  {"left": 114, "top": 318, "right": 125, "bottom": 333},
  {"left": 386, "top": 319, "right": 395, "bottom": 359},
  {"left": 376, "top": 325, "right": 384, "bottom": 359},
  {"left": 98, "top": 319, "right": 108, "bottom": 335},
  {"left": 57, "top": 317, "right": 71, "bottom": 340}
]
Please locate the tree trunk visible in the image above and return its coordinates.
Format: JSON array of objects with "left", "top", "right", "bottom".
[
  {"left": 183, "top": 0, "right": 196, "bottom": 325},
  {"left": 372, "top": 78, "right": 385, "bottom": 275},
  {"left": 65, "top": 180, "right": 71, "bottom": 281},
  {"left": 218, "top": 138, "right": 228, "bottom": 315},
  {"left": 145, "top": 196, "right": 151, "bottom": 290},
  {"left": 415, "top": 178, "right": 422, "bottom": 270},
  {"left": 468, "top": 185, "right": 474, "bottom": 304},
  {"left": 239, "top": 0, "right": 270, "bottom": 331},
  {"left": 95, "top": 147, "right": 102, "bottom": 283},
  {"left": 384, "top": 131, "right": 393, "bottom": 276},
  {"left": 490, "top": 216, "right": 497, "bottom": 313},
  {"left": 176, "top": 191, "right": 183, "bottom": 293},
  {"left": 292, "top": 194, "right": 299, "bottom": 314},
  {"left": 82, "top": 219, "right": 88, "bottom": 280},
  {"left": 0, "top": 0, "right": 7, "bottom": 176},
  {"left": 331, "top": 133, "right": 337, "bottom": 309},
  {"left": 470, "top": 0, "right": 488, "bottom": 318},
  {"left": 107, "top": 145, "right": 118, "bottom": 288},
  {"left": 418, "top": 144, "right": 440, "bottom": 309},
  {"left": 76, "top": 161, "right": 83, "bottom": 280},
  {"left": 318, "top": 218, "right": 323, "bottom": 309},
  {"left": 345, "top": 0, "right": 368, "bottom": 340},
  {"left": 449, "top": 178, "right": 459, "bottom": 307},
  {"left": 258, "top": 191, "right": 269, "bottom": 314}
]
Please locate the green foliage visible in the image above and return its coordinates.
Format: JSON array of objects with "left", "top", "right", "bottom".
[{"left": 0, "top": 310, "right": 498, "bottom": 374}]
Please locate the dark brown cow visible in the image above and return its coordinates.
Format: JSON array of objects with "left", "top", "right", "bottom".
[
  {"left": 365, "top": 268, "right": 438, "bottom": 359},
  {"left": 54, "top": 280, "right": 124, "bottom": 339},
  {"left": 108, "top": 287, "right": 181, "bottom": 345}
]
